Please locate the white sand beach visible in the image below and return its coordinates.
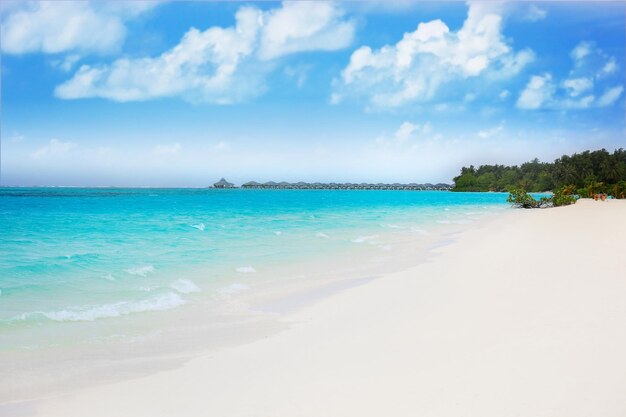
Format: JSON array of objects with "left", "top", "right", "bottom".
[{"left": 13, "top": 199, "right": 626, "bottom": 417}]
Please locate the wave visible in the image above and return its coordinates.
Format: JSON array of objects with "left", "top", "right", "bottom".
[
  {"left": 274, "top": 231, "right": 282, "bottom": 236},
  {"left": 236, "top": 266, "right": 256, "bottom": 273},
  {"left": 170, "top": 279, "right": 201, "bottom": 294},
  {"left": 191, "top": 223, "right": 205, "bottom": 231},
  {"left": 14, "top": 293, "right": 185, "bottom": 322},
  {"left": 125, "top": 265, "right": 155, "bottom": 277},
  {"left": 315, "top": 232, "right": 329, "bottom": 238}
]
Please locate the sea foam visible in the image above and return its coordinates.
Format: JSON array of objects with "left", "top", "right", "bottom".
[
  {"left": 17, "top": 293, "right": 185, "bottom": 322},
  {"left": 125, "top": 265, "right": 155, "bottom": 277},
  {"left": 170, "top": 279, "right": 201, "bottom": 294},
  {"left": 236, "top": 266, "right": 256, "bottom": 273},
  {"left": 351, "top": 235, "right": 377, "bottom": 243},
  {"left": 191, "top": 223, "right": 205, "bottom": 231}
]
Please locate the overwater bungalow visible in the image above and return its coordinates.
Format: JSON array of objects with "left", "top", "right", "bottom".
[
  {"left": 241, "top": 181, "right": 260, "bottom": 188},
  {"left": 231, "top": 179, "right": 452, "bottom": 191},
  {"left": 213, "top": 178, "right": 235, "bottom": 188}
]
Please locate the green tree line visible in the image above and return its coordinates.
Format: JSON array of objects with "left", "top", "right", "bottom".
[{"left": 452, "top": 148, "right": 626, "bottom": 198}]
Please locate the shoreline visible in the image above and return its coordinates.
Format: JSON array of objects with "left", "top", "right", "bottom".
[
  {"left": 1, "top": 203, "right": 507, "bottom": 405},
  {"left": 7, "top": 199, "right": 626, "bottom": 416}
]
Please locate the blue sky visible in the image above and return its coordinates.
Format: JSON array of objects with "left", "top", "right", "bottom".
[{"left": 1, "top": 1, "right": 624, "bottom": 186}]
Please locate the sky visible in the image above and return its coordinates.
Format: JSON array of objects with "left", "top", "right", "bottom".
[{"left": 1, "top": 1, "right": 625, "bottom": 186}]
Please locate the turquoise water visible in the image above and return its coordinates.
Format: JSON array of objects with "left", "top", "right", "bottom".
[{"left": 0, "top": 188, "right": 511, "bottom": 349}]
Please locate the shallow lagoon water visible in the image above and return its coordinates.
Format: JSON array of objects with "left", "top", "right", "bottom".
[{"left": 0, "top": 188, "right": 512, "bottom": 351}]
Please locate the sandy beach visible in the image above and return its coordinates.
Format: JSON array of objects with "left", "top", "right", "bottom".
[{"left": 9, "top": 199, "right": 626, "bottom": 417}]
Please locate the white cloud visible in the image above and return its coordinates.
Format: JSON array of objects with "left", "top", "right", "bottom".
[
  {"left": 153, "top": 143, "right": 182, "bottom": 156},
  {"left": 518, "top": 40, "right": 623, "bottom": 110},
  {"left": 30, "top": 139, "right": 75, "bottom": 159},
  {"left": 56, "top": 7, "right": 265, "bottom": 103},
  {"left": 562, "top": 77, "right": 593, "bottom": 97},
  {"left": 258, "top": 2, "right": 355, "bottom": 60},
  {"left": 376, "top": 121, "right": 437, "bottom": 147},
  {"left": 499, "top": 90, "right": 510, "bottom": 100},
  {"left": 517, "top": 73, "right": 555, "bottom": 109},
  {"left": 522, "top": 5, "right": 547, "bottom": 22},
  {"left": 335, "top": 3, "right": 534, "bottom": 108},
  {"left": 1, "top": 2, "right": 157, "bottom": 55},
  {"left": 518, "top": 74, "right": 622, "bottom": 110},
  {"left": 477, "top": 121, "right": 505, "bottom": 139},
  {"left": 599, "top": 57, "right": 618, "bottom": 77},
  {"left": 395, "top": 121, "right": 419, "bottom": 142},
  {"left": 560, "top": 95, "right": 595, "bottom": 109},
  {"left": 55, "top": 2, "right": 355, "bottom": 103},
  {"left": 570, "top": 41, "right": 593, "bottom": 62},
  {"left": 597, "top": 86, "right": 624, "bottom": 107}
]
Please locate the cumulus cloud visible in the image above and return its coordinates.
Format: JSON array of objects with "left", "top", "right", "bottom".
[
  {"left": 30, "top": 139, "right": 75, "bottom": 159},
  {"left": 562, "top": 77, "right": 593, "bottom": 97},
  {"left": 570, "top": 41, "right": 593, "bottom": 62},
  {"left": 258, "top": 2, "right": 354, "bottom": 60},
  {"left": 55, "top": 2, "right": 355, "bottom": 104},
  {"left": 1, "top": 2, "right": 157, "bottom": 55},
  {"left": 517, "top": 74, "right": 555, "bottom": 109},
  {"left": 517, "top": 41, "right": 623, "bottom": 110},
  {"left": 334, "top": 2, "right": 534, "bottom": 108}
]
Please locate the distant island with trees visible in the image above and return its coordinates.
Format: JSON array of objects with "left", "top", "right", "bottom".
[{"left": 452, "top": 148, "right": 626, "bottom": 199}]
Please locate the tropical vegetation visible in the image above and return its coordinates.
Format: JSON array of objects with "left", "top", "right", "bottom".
[
  {"left": 506, "top": 188, "right": 577, "bottom": 209},
  {"left": 452, "top": 148, "right": 626, "bottom": 198}
]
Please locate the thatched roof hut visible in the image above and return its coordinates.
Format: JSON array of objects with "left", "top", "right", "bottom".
[
  {"left": 242, "top": 181, "right": 260, "bottom": 188},
  {"left": 214, "top": 178, "right": 235, "bottom": 188}
]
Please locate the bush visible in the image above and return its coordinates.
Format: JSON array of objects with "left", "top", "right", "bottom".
[
  {"left": 507, "top": 189, "right": 539, "bottom": 209},
  {"left": 552, "top": 187, "right": 578, "bottom": 207},
  {"left": 610, "top": 181, "right": 626, "bottom": 199},
  {"left": 577, "top": 188, "right": 590, "bottom": 198},
  {"left": 507, "top": 187, "right": 577, "bottom": 209}
]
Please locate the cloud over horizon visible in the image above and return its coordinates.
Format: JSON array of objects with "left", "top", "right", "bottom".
[{"left": 53, "top": 2, "right": 355, "bottom": 103}]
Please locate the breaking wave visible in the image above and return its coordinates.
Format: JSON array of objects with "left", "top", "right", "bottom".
[{"left": 13, "top": 293, "right": 185, "bottom": 323}]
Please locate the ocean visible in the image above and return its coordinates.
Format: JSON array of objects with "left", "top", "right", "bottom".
[{"left": 0, "top": 188, "right": 512, "bottom": 353}]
